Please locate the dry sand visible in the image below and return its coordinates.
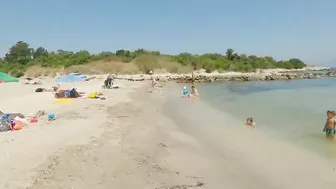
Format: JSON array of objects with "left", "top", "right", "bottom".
[
  {"left": 0, "top": 78, "right": 336, "bottom": 189},
  {"left": 0, "top": 79, "right": 206, "bottom": 189}
]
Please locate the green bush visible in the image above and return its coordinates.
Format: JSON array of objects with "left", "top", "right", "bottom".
[
  {"left": 0, "top": 41, "right": 307, "bottom": 74},
  {"left": 10, "top": 70, "right": 24, "bottom": 78},
  {"left": 135, "top": 55, "right": 160, "bottom": 73}
]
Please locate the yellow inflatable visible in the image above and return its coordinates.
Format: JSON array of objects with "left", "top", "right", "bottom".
[{"left": 88, "top": 92, "right": 98, "bottom": 99}]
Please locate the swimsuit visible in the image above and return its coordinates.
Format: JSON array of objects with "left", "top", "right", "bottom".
[{"left": 326, "top": 128, "right": 336, "bottom": 135}]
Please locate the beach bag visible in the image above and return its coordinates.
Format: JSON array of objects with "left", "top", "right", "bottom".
[
  {"left": 69, "top": 88, "right": 79, "bottom": 98},
  {"left": 35, "top": 88, "right": 43, "bottom": 92},
  {"left": 0, "top": 119, "right": 11, "bottom": 132}
]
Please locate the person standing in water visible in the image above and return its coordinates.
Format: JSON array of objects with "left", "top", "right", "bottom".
[{"left": 323, "top": 110, "right": 336, "bottom": 139}]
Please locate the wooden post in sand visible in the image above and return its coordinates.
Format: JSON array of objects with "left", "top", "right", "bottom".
[{"left": 191, "top": 61, "right": 196, "bottom": 86}]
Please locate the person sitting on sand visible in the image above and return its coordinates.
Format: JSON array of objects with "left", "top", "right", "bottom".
[
  {"left": 323, "top": 110, "right": 336, "bottom": 139},
  {"left": 188, "top": 86, "right": 199, "bottom": 98},
  {"left": 246, "top": 117, "right": 256, "bottom": 127}
]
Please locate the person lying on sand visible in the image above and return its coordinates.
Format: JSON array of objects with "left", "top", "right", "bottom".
[
  {"left": 54, "top": 87, "right": 85, "bottom": 98},
  {"left": 246, "top": 117, "right": 256, "bottom": 127},
  {"left": 188, "top": 86, "right": 199, "bottom": 98},
  {"left": 323, "top": 110, "right": 336, "bottom": 139},
  {"left": 23, "top": 77, "right": 42, "bottom": 85}
]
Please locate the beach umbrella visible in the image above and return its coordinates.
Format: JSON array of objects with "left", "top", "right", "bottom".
[{"left": 0, "top": 72, "right": 19, "bottom": 83}]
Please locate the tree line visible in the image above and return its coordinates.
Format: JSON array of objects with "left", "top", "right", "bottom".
[{"left": 0, "top": 41, "right": 306, "bottom": 77}]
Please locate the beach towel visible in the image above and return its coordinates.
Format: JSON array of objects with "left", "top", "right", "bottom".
[{"left": 52, "top": 99, "right": 73, "bottom": 104}]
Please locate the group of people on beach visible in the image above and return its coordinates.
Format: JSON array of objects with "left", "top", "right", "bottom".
[
  {"left": 150, "top": 73, "right": 258, "bottom": 127},
  {"left": 181, "top": 85, "right": 199, "bottom": 98}
]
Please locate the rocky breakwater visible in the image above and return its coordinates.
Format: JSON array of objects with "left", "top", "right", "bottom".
[{"left": 155, "top": 70, "right": 336, "bottom": 83}]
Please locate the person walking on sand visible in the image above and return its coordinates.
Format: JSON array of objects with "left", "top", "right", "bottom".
[
  {"left": 151, "top": 76, "right": 156, "bottom": 88},
  {"left": 149, "top": 75, "right": 158, "bottom": 93},
  {"left": 150, "top": 75, "right": 157, "bottom": 91},
  {"left": 323, "top": 110, "right": 336, "bottom": 139}
]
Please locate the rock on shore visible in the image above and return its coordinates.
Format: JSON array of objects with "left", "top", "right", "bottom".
[
  {"left": 158, "top": 72, "right": 328, "bottom": 83},
  {"left": 110, "top": 67, "right": 334, "bottom": 83},
  {"left": 117, "top": 71, "right": 336, "bottom": 83}
]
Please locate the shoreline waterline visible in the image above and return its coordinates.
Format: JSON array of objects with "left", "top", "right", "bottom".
[
  {"left": 160, "top": 83, "right": 336, "bottom": 188},
  {"left": 193, "top": 77, "right": 336, "bottom": 158},
  {"left": 113, "top": 68, "right": 335, "bottom": 84}
]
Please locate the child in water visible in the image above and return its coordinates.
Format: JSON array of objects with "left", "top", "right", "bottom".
[
  {"left": 246, "top": 117, "right": 256, "bottom": 127},
  {"left": 188, "top": 85, "right": 199, "bottom": 98},
  {"left": 182, "top": 86, "right": 189, "bottom": 97},
  {"left": 323, "top": 110, "right": 336, "bottom": 139}
]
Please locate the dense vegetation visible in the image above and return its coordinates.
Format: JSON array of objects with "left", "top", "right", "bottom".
[{"left": 0, "top": 41, "right": 306, "bottom": 77}]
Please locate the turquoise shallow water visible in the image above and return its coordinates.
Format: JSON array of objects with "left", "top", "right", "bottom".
[
  {"left": 196, "top": 78, "right": 336, "bottom": 158},
  {"left": 162, "top": 78, "right": 336, "bottom": 189}
]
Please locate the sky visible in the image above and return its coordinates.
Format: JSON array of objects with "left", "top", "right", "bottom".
[{"left": 1, "top": 0, "right": 336, "bottom": 65}]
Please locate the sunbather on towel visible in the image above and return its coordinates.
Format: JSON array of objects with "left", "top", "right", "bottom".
[
  {"left": 24, "top": 78, "right": 42, "bottom": 85},
  {"left": 54, "top": 88, "right": 86, "bottom": 98}
]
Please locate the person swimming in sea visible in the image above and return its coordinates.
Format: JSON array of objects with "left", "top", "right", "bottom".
[
  {"left": 246, "top": 117, "right": 256, "bottom": 127},
  {"left": 323, "top": 110, "right": 336, "bottom": 139}
]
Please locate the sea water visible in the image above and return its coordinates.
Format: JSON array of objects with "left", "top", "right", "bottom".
[
  {"left": 163, "top": 77, "right": 336, "bottom": 160},
  {"left": 161, "top": 78, "right": 336, "bottom": 188},
  {"left": 196, "top": 77, "right": 336, "bottom": 158}
]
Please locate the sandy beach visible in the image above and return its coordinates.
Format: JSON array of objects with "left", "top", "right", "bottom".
[
  {"left": 0, "top": 77, "right": 336, "bottom": 189},
  {"left": 0, "top": 78, "right": 207, "bottom": 189}
]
